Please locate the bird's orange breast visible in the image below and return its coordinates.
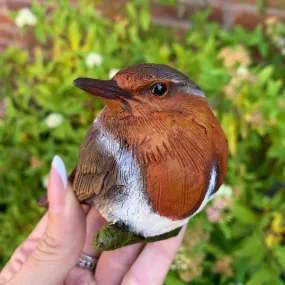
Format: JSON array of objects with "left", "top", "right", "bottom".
[
  {"left": 105, "top": 95, "right": 228, "bottom": 220},
  {"left": 113, "top": 96, "right": 228, "bottom": 220}
]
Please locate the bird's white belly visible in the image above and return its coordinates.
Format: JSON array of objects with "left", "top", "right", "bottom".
[{"left": 92, "top": 120, "right": 216, "bottom": 237}]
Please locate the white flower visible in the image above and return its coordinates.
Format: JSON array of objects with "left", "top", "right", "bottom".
[
  {"left": 85, "top": 52, "right": 103, "bottom": 68},
  {"left": 45, "top": 113, "right": 64, "bottom": 128},
  {"left": 42, "top": 174, "right": 49, "bottom": 188},
  {"left": 15, "top": 8, "right": 37, "bottom": 28},
  {"left": 108, "top": 68, "right": 119, "bottom": 79},
  {"left": 236, "top": 66, "right": 249, "bottom": 77},
  {"left": 277, "top": 37, "right": 285, "bottom": 48},
  {"left": 215, "top": 184, "right": 233, "bottom": 197}
]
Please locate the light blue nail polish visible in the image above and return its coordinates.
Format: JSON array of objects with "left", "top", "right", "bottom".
[{"left": 52, "top": 155, "right": 67, "bottom": 189}]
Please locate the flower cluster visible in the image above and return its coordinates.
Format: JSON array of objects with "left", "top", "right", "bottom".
[
  {"left": 85, "top": 52, "right": 103, "bottom": 68},
  {"left": 218, "top": 45, "right": 251, "bottom": 76},
  {"left": 265, "top": 212, "right": 285, "bottom": 248},
  {"left": 212, "top": 256, "right": 233, "bottom": 277},
  {"left": 30, "top": 156, "right": 45, "bottom": 169},
  {"left": 15, "top": 8, "right": 37, "bottom": 28},
  {"left": 247, "top": 109, "right": 268, "bottom": 130},
  {"left": 42, "top": 174, "right": 49, "bottom": 189},
  {"left": 206, "top": 184, "right": 233, "bottom": 223},
  {"left": 218, "top": 45, "right": 257, "bottom": 100},
  {"left": 174, "top": 251, "right": 205, "bottom": 283},
  {"left": 265, "top": 17, "right": 285, "bottom": 56},
  {"left": 172, "top": 223, "right": 209, "bottom": 282},
  {"left": 108, "top": 68, "right": 119, "bottom": 79},
  {"left": 45, "top": 113, "right": 64, "bottom": 128}
]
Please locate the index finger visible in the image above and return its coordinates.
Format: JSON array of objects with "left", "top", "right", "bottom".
[{"left": 0, "top": 212, "right": 48, "bottom": 283}]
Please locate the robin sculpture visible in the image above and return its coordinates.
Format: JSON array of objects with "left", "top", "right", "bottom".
[{"left": 39, "top": 63, "right": 228, "bottom": 250}]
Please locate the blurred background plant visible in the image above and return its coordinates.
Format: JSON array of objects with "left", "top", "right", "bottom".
[{"left": 0, "top": 0, "right": 285, "bottom": 284}]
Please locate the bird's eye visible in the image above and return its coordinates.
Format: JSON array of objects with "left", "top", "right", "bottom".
[{"left": 150, "top": 83, "right": 167, "bottom": 97}]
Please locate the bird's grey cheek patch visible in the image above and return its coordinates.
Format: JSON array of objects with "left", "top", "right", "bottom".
[
  {"left": 180, "top": 84, "right": 206, "bottom": 98},
  {"left": 192, "top": 89, "right": 206, "bottom": 98}
]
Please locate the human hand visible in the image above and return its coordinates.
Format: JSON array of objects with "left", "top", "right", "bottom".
[{"left": 0, "top": 155, "right": 186, "bottom": 285}]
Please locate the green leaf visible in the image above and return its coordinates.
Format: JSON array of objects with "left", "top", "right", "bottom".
[
  {"left": 273, "top": 246, "right": 285, "bottom": 270},
  {"left": 247, "top": 266, "right": 278, "bottom": 285},
  {"left": 68, "top": 21, "right": 80, "bottom": 51},
  {"left": 85, "top": 26, "right": 96, "bottom": 49},
  {"left": 234, "top": 234, "right": 266, "bottom": 265},
  {"left": 140, "top": 7, "right": 150, "bottom": 31},
  {"left": 32, "top": 0, "right": 46, "bottom": 18},
  {"left": 34, "top": 25, "right": 47, "bottom": 44},
  {"left": 126, "top": 2, "right": 137, "bottom": 20},
  {"left": 232, "top": 203, "right": 257, "bottom": 225},
  {"left": 259, "top": 66, "right": 273, "bottom": 84},
  {"left": 165, "top": 272, "right": 186, "bottom": 285}
]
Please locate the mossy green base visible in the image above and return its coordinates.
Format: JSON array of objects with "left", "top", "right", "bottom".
[{"left": 93, "top": 223, "right": 182, "bottom": 251}]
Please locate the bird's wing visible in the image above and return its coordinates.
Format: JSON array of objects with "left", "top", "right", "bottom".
[
  {"left": 72, "top": 124, "right": 116, "bottom": 202},
  {"left": 37, "top": 124, "right": 116, "bottom": 207}
]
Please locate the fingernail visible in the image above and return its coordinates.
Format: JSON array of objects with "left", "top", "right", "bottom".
[{"left": 51, "top": 155, "right": 67, "bottom": 189}]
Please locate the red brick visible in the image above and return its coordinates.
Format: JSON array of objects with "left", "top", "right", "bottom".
[
  {"left": 0, "top": 101, "right": 4, "bottom": 120},
  {"left": 0, "top": 28, "right": 15, "bottom": 39},
  {"left": 208, "top": 7, "right": 224, "bottom": 23},
  {"left": 267, "top": 0, "right": 285, "bottom": 10},
  {"left": 0, "top": 12, "right": 14, "bottom": 24},
  {"left": 6, "top": 0, "right": 32, "bottom": 10},
  {"left": 0, "top": 27, "right": 30, "bottom": 49},
  {"left": 1, "top": 40, "right": 25, "bottom": 51},
  {"left": 98, "top": 0, "right": 127, "bottom": 19},
  {"left": 16, "top": 26, "right": 38, "bottom": 49},
  {"left": 151, "top": 3, "right": 178, "bottom": 20},
  {"left": 183, "top": 4, "right": 223, "bottom": 24},
  {"left": 0, "top": 36, "right": 9, "bottom": 44},
  {"left": 0, "top": 37, "right": 10, "bottom": 51},
  {"left": 234, "top": 12, "right": 264, "bottom": 31},
  {"left": 0, "top": 0, "right": 7, "bottom": 10},
  {"left": 180, "top": 3, "right": 196, "bottom": 18},
  {"left": 210, "top": 0, "right": 284, "bottom": 13},
  {"left": 217, "top": 0, "right": 256, "bottom": 3}
]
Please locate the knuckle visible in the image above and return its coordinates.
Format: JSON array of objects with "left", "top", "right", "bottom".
[
  {"left": 123, "top": 271, "right": 144, "bottom": 285},
  {"left": 152, "top": 242, "right": 172, "bottom": 260},
  {"left": 32, "top": 232, "right": 63, "bottom": 263},
  {"left": 75, "top": 278, "right": 96, "bottom": 285},
  {"left": 41, "top": 231, "right": 62, "bottom": 250}
]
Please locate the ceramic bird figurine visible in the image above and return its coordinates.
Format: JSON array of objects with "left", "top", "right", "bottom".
[{"left": 39, "top": 63, "right": 228, "bottom": 250}]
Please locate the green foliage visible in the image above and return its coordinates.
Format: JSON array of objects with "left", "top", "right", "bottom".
[{"left": 1, "top": 1, "right": 285, "bottom": 284}]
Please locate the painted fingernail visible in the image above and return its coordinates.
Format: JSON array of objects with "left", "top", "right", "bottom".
[{"left": 51, "top": 155, "right": 67, "bottom": 189}]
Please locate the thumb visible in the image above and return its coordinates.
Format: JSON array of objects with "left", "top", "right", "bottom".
[{"left": 8, "top": 155, "right": 86, "bottom": 285}]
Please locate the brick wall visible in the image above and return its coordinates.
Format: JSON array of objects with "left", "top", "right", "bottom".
[{"left": 0, "top": 0, "right": 284, "bottom": 53}]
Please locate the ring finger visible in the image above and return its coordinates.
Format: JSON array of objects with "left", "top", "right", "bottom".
[
  {"left": 83, "top": 207, "right": 108, "bottom": 258},
  {"left": 64, "top": 207, "right": 107, "bottom": 285}
]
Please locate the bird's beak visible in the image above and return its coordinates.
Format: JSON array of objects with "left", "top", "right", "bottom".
[{"left": 73, "top": 78, "right": 132, "bottom": 101}]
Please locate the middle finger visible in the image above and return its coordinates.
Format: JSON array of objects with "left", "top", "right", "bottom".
[{"left": 95, "top": 243, "right": 144, "bottom": 285}]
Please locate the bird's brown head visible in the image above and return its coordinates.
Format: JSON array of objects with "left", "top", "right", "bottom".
[{"left": 74, "top": 63, "right": 206, "bottom": 116}]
